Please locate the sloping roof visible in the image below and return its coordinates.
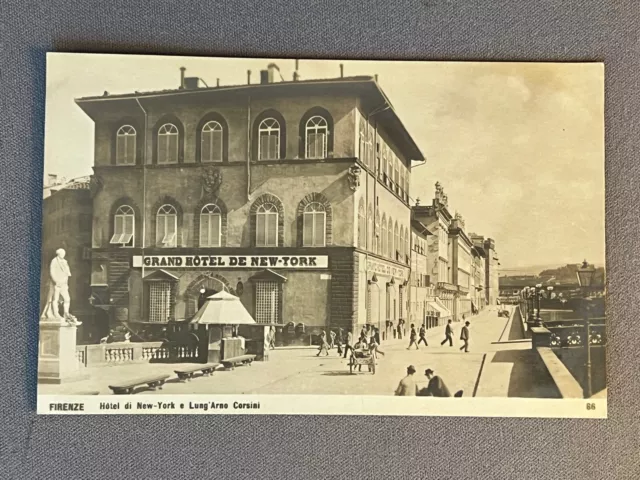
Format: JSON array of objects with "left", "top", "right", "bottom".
[
  {"left": 143, "top": 269, "right": 179, "bottom": 281},
  {"left": 190, "top": 291, "right": 256, "bottom": 325},
  {"left": 249, "top": 269, "right": 288, "bottom": 283}
]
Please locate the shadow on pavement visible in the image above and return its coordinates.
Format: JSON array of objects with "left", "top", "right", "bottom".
[{"left": 491, "top": 349, "right": 560, "bottom": 398}]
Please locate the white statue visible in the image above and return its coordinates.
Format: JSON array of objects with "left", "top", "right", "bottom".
[{"left": 41, "top": 248, "right": 82, "bottom": 326}]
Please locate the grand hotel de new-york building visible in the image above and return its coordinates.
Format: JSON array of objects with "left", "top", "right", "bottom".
[{"left": 77, "top": 65, "right": 424, "bottom": 344}]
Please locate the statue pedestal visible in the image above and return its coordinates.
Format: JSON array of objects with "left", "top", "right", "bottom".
[{"left": 38, "top": 321, "right": 89, "bottom": 384}]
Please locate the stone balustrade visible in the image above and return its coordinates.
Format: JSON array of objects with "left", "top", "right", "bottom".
[{"left": 75, "top": 341, "right": 199, "bottom": 367}]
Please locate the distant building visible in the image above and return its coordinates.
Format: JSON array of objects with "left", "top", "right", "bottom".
[{"left": 41, "top": 175, "right": 97, "bottom": 342}]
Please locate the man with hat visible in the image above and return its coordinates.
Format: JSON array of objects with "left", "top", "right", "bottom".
[
  {"left": 419, "top": 368, "right": 452, "bottom": 397},
  {"left": 395, "top": 365, "right": 419, "bottom": 396},
  {"left": 460, "top": 321, "right": 471, "bottom": 352}
]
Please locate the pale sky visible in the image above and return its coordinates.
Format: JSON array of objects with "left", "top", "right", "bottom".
[{"left": 45, "top": 54, "right": 605, "bottom": 269}]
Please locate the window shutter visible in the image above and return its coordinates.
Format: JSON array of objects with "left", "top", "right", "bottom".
[
  {"left": 200, "top": 214, "right": 209, "bottom": 246},
  {"left": 157, "top": 215, "right": 166, "bottom": 246},
  {"left": 114, "top": 215, "right": 124, "bottom": 235},
  {"left": 202, "top": 131, "right": 212, "bottom": 162},
  {"left": 256, "top": 214, "right": 266, "bottom": 246},
  {"left": 123, "top": 215, "right": 133, "bottom": 235},
  {"left": 212, "top": 131, "right": 223, "bottom": 162},
  {"left": 307, "top": 133, "right": 317, "bottom": 158},
  {"left": 267, "top": 213, "right": 277, "bottom": 246},
  {"left": 169, "top": 134, "right": 178, "bottom": 163},
  {"left": 303, "top": 212, "right": 313, "bottom": 246},
  {"left": 314, "top": 212, "right": 325, "bottom": 246},
  {"left": 211, "top": 214, "right": 221, "bottom": 246},
  {"left": 116, "top": 137, "right": 125, "bottom": 164},
  {"left": 126, "top": 136, "right": 135, "bottom": 164}
]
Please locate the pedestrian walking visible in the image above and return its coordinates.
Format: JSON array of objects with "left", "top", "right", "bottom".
[
  {"left": 440, "top": 320, "right": 454, "bottom": 347},
  {"left": 268, "top": 326, "right": 276, "bottom": 350},
  {"left": 417, "top": 325, "right": 428, "bottom": 346},
  {"left": 407, "top": 324, "right": 419, "bottom": 350},
  {"left": 460, "top": 321, "right": 470, "bottom": 352},
  {"left": 419, "top": 368, "right": 452, "bottom": 397},
  {"left": 317, "top": 330, "right": 330, "bottom": 356},
  {"left": 342, "top": 331, "right": 354, "bottom": 359},
  {"left": 336, "top": 327, "right": 344, "bottom": 356},
  {"left": 395, "top": 365, "right": 419, "bottom": 396},
  {"left": 328, "top": 330, "right": 336, "bottom": 349}
]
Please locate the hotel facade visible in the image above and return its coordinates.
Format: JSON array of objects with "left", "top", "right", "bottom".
[{"left": 76, "top": 65, "right": 424, "bottom": 343}]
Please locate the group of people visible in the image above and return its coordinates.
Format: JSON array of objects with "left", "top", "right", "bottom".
[
  {"left": 316, "top": 325, "right": 384, "bottom": 361},
  {"left": 395, "top": 365, "right": 461, "bottom": 397},
  {"left": 385, "top": 318, "right": 407, "bottom": 339},
  {"left": 405, "top": 319, "right": 471, "bottom": 353}
]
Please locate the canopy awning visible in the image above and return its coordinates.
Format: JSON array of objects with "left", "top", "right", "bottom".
[
  {"left": 427, "top": 301, "right": 451, "bottom": 318},
  {"left": 190, "top": 290, "right": 257, "bottom": 325}
]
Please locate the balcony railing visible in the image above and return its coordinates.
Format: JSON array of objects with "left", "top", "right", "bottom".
[{"left": 75, "top": 341, "right": 199, "bottom": 367}]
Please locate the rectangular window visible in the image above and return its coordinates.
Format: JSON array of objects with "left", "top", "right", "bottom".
[
  {"left": 256, "top": 212, "right": 278, "bottom": 247},
  {"left": 116, "top": 135, "right": 136, "bottom": 165},
  {"left": 306, "top": 132, "right": 326, "bottom": 159},
  {"left": 200, "top": 214, "right": 221, "bottom": 247},
  {"left": 202, "top": 130, "right": 223, "bottom": 162},
  {"left": 255, "top": 281, "right": 280, "bottom": 324},
  {"left": 303, "top": 212, "right": 326, "bottom": 247},
  {"left": 149, "top": 281, "right": 173, "bottom": 323},
  {"left": 259, "top": 134, "right": 279, "bottom": 160},
  {"left": 158, "top": 135, "right": 178, "bottom": 164}
]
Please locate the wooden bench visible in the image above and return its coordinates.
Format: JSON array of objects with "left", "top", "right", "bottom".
[
  {"left": 174, "top": 363, "right": 221, "bottom": 381},
  {"left": 221, "top": 354, "right": 256, "bottom": 370},
  {"left": 108, "top": 374, "right": 170, "bottom": 395}
]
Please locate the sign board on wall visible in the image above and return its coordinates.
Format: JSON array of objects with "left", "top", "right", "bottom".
[{"left": 132, "top": 255, "right": 329, "bottom": 269}]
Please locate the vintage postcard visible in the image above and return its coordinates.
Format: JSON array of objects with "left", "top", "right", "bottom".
[{"left": 37, "top": 53, "right": 606, "bottom": 417}]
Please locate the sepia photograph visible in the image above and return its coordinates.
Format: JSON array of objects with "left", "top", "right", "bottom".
[{"left": 37, "top": 53, "right": 605, "bottom": 417}]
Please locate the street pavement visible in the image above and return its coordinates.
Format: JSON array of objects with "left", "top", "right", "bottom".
[{"left": 41, "top": 306, "right": 556, "bottom": 397}]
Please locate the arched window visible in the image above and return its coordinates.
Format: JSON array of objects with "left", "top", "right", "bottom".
[
  {"left": 400, "top": 227, "right": 405, "bottom": 262},
  {"left": 358, "top": 199, "right": 365, "bottom": 248},
  {"left": 367, "top": 128, "right": 374, "bottom": 169},
  {"left": 302, "top": 202, "right": 326, "bottom": 246},
  {"left": 388, "top": 217, "right": 393, "bottom": 260},
  {"left": 201, "top": 121, "right": 223, "bottom": 163},
  {"left": 305, "top": 116, "right": 328, "bottom": 159},
  {"left": 382, "top": 144, "right": 388, "bottom": 181},
  {"left": 405, "top": 227, "right": 410, "bottom": 262},
  {"left": 387, "top": 151, "right": 394, "bottom": 185},
  {"left": 367, "top": 206, "right": 373, "bottom": 251},
  {"left": 116, "top": 125, "right": 136, "bottom": 165},
  {"left": 381, "top": 214, "right": 387, "bottom": 257},
  {"left": 394, "top": 222, "right": 400, "bottom": 261},
  {"left": 110, "top": 205, "right": 135, "bottom": 247},
  {"left": 157, "top": 123, "right": 179, "bottom": 164},
  {"left": 258, "top": 118, "right": 280, "bottom": 160},
  {"left": 375, "top": 211, "right": 381, "bottom": 255},
  {"left": 256, "top": 203, "right": 279, "bottom": 246},
  {"left": 156, "top": 204, "right": 177, "bottom": 247},
  {"left": 199, "top": 204, "right": 222, "bottom": 247}
]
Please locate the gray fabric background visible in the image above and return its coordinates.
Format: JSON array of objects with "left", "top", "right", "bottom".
[{"left": 1, "top": 0, "right": 638, "bottom": 478}]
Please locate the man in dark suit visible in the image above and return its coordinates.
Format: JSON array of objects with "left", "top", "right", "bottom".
[
  {"left": 419, "top": 368, "right": 452, "bottom": 397},
  {"left": 460, "top": 321, "right": 470, "bottom": 352},
  {"left": 441, "top": 319, "right": 454, "bottom": 346}
]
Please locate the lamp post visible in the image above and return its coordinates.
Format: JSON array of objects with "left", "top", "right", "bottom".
[{"left": 577, "top": 259, "right": 596, "bottom": 398}]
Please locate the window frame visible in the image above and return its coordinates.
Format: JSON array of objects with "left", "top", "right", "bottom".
[
  {"left": 305, "top": 115, "right": 329, "bottom": 159},
  {"left": 110, "top": 205, "right": 135, "bottom": 247},
  {"left": 201, "top": 120, "right": 224, "bottom": 163},
  {"left": 256, "top": 203, "right": 279, "bottom": 247},
  {"left": 199, "top": 203, "right": 222, "bottom": 247},
  {"left": 115, "top": 125, "right": 136, "bottom": 166},
  {"left": 258, "top": 117, "right": 281, "bottom": 161},
  {"left": 156, "top": 204, "right": 178, "bottom": 247},
  {"left": 157, "top": 123, "right": 179, "bottom": 165},
  {"left": 302, "top": 202, "right": 326, "bottom": 247}
]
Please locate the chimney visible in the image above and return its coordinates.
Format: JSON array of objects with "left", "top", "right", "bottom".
[
  {"left": 183, "top": 77, "right": 200, "bottom": 89},
  {"left": 247, "top": 70, "right": 251, "bottom": 84},
  {"left": 47, "top": 174, "right": 58, "bottom": 186},
  {"left": 260, "top": 70, "right": 269, "bottom": 84},
  {"left": 216, "top": 78, "right": 220, "bottom": 87},
  {"left": 375, "top": 74, "right": 378, "bottom": 82},
  {"left": 339, "top": 64, "right": 344, "bottom": 78},
  {"left": 179, "top": 67, "right": 186, "bottom": 89},
  {"left": 294, "top": 59, "right": 300, "bottom": 81}
]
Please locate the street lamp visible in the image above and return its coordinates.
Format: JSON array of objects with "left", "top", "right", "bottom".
[{"left": 576, "top": 259, "right": 597, "bottom": 398}]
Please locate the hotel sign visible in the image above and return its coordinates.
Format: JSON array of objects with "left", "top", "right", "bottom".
[
  {"left": 366, "top": 258, "right": 408, "bottom": 280},
  {"left": 132, "top": 255, "right": 328, "bottom": 269}
]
